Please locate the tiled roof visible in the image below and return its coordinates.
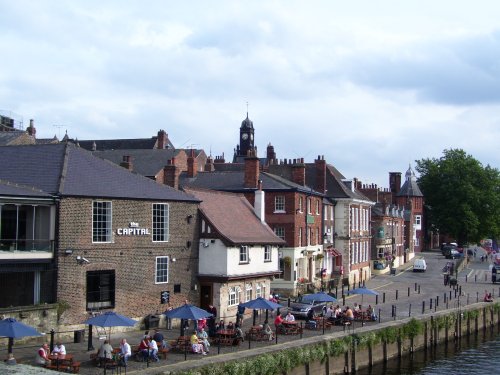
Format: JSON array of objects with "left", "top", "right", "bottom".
[
  {"left": 185, "top": 188, "right": 285, "bottom": 245},
  {"left": 0, "top": 132, "right": 35, "bottom": 146},
  {"left": 93, "top": 149, "right": 183, "bottom": 177},
  {"left": 0, "top": 143, "right": 199, "bottom": 202}
]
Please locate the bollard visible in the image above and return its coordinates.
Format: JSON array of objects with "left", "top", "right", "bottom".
[
  {"left": 376, "top": 295, "right": 378, "bottom": 305},
  {"left": 430, "top": 298, "right": 433, "bottom": 310},
  {"left": 396, "top": 290, "right": 399, "bottom": 300},
  {"left": 393, "top": 305, "right": 397, "bottom": 320},
  {"left": 336, "top": 286, "right": 338, "bottom": 298},
  {"left": 391, "top": 305, "right": 395, "bottom": 317},
  {"left": 459, "top": 286, "right": 462, "bottom": 296},
  {"left": 288, "top": 298, "right": 290, "bottom": 307},
  {"left": 383, "top": 292, "right": 386, "bottom": 303},
  {"left": 422, "top": 301, "right": 425, "bottom": 314},
  {"left": 475, "top": 274, "right": 477, "bottom": 282},
  {"left": 409, "top": 304, "right": 412, "bottom": 317},
  {"left": 49, "top": 329, "right": 55, "bottom": 353},
  {"left": 300, "top": 322, "right": 303, "bottom": 339},
  {"left": 449, "top": 291, "right": 452, "bottom": 300},
  {"left": 465, "top": 274, "right": 468, "bottom": 283},
  {"left": 378, "top": 309, "right": 381, "bottom": 323},
  {"left": 444, "top": 293, "right": 447, "bottom": 303},
  {"left": 343, "top": 295, "right": 346, "bottom": 306},
  {"left": 418, "top": 285, "right": 421, "bottom": 294},
  {"left": 434, "top": 299, "right": 437, "bottom": 312},
  {"left": 415, "top": 282, "right": 417, "bottom": 292},
  {"left": 467, "top": 294, "right": 470, "bottom": 305},
  {"left": 436, "top": 296, "right": 439, "bottom": 307},
  {"left": 408, "top": 287, "right": 410, "bottom": 297},
  {"left": 476, "top": 291, "right": 479, "bottom": 303}
]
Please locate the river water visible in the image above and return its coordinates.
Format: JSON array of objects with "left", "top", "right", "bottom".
[{"left": 358, "top": 329, "right": 500, "bottom": 375}]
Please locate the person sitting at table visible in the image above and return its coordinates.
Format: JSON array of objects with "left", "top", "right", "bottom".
[
  {"left": 153, "top": 329, "right": 167, "bottom": 349},
  {"left": 119, "top": 338, "right": 131, "bottom": 367},
  {"left": 284, "top": 312, "right": 295, "bottom": 322},
  {"left": 233, "top": 324, "right": 244, "bottom": 344},
  {"left": 334, "top": 305, "right": 342, "bottom": 318},
  {"left": 137, "top": 336, "right": 150, "bottom": 361},
  {"left": 190, "top": 331, "right": 207, "bottom": 355},
  {"left": 197, "top": 328, "right": 210, "bottom": 353},
  {"left": 353, "top": 303, "right": 360, "bottom": 313},
  {"left": 215, "top": 319, "right": 225, "bottom": 331},
  {"left": 263, "top": 321, "right": 274, "bottom": 341},
  {"left": 98, "top": 340, "right": 113, "bottom": 367},
  {"left": 226, "top": 321, "right": 235, "bottom": 330},
  {"left": 197, "top": 317, "right": 207, "bottom": 331},
  {"left": 51, "top": 341, "right": 66, "bottom": 355},
  {"left": 148, "top": 337, "right": 159, "bottom": 362},
  {"left": 366, "top": 305, "right": 377, "bottom": 321},
  {"left": 274, "top": 313, "right": 284, "bottom": 331},
  {"left": 344, "top": 306, "right": 354, "bottom": 322},
  {"left": 484, "top": 291, "right": 493, "bottom": 302},
  {"left": 35, "top": 343, "right": 50, "bottom": 366}
]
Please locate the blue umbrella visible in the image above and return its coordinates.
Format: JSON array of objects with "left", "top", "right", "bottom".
[
  {"left": 164, "top": 304, "right": 213, "bottom": 320},
  {"left": 164, "top": 304, "right": 213, "bottom": 336},
  {"left": 83, "top": 311, "right": 137, "bottom": 342},
  {"left": 301, "top": 292, "right": 337, "bottom": 303},
  {"left": 83, "top": 311, "right": 137, "bottom": 327},
  {"left": 0, "top": 318, "right": 42, "bottom": 354},
  {"left": 241, "top": 297, "right": 284, "bottom": 325},
  {"left": 240, "top": 297, "right": 283, "bottom": 310}
]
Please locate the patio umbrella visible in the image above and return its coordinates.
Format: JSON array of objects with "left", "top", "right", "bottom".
[
  {"left": 164, "top": 304, "right": 213, "bottom": 335},
  {"left": 346, "top": 287, "right": 379, "bottom": 304},
  {"left": 83, "top": 311, "right": 137, "bottom": 341},
  {"left": 240, "top": 297, "right": 284, "bottom": 325},
  {"left": 0, "top": 317, "right": 42, "bottom": 354},
  {"left": 301, "top": 291, "right": 337, "bottom": 303}
]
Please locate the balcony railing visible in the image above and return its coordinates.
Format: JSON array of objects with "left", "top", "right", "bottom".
[{"left": 0, "top": 239, "right": 54, "bottom": 252}]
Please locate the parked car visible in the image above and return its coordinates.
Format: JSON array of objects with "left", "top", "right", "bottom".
[
  {"left": 287, "top": 295, "right": 328, "bottom": 319},
  {"left": 445, "top": 248, "right": 462, "bottom": 259}
]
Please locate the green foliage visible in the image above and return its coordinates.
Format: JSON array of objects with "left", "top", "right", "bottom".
[
  {"left": 492, "top": 302, "right": 500, "bottom": 313},
  {"left": 56, "top": 300, "right": 70, "bottom": 321},
  {"left": 401, "top": 318, "right": 424, "bottom": 339},
  {"left": 377, "top": 326, "right": 398, "bottom": 344},
  {"left": 416, "top": 148, "right": 500, "bottom": 243}
]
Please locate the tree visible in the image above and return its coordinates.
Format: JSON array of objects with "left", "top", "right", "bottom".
[{"left": 415, "top": 149, "right": 500, "bottom": 245}]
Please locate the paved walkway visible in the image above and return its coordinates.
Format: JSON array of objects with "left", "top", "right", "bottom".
[{"left": 2, "top": 247, "right": 498, "bottom": 374}]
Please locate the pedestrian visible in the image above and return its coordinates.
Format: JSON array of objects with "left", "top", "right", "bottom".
[
  {"left": 165, "top": 303, "right": 173, "bottom": 330},
  {"left": 237, "top": 300, "right": 245, "bottom": 326}
]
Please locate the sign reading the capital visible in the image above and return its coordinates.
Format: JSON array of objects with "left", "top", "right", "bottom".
[{"left": 116, "top": 222, "right": 151, "bottom": 236}]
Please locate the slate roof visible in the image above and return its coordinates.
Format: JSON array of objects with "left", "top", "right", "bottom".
[
  {"left": 77, "top": 136, "right": 173, "bottom": 151},
  {"left": 92, "top": 149, "right": 184, "bottom": 177},
  {"left": 181, "top": 170, "right": 323, "bottom": 195},
  {"left": 0, "top": 143, "right": 199, "bottom": 202},
  {"left": 0, "top": 131, "right": 35, "bottom": 146},
  {"left": 397, "top": 166, "right": 424, "bottom": 197},
  {"left": 185, "top": 188, "right": 285, "bottom": 245},
  {"left": 304, "top": 163, "right": 372, "bottom": 202},
  {"left": 0, "top": 179, "right": 52, "bottom": 199}
]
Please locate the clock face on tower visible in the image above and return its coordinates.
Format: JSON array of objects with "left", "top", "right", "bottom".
[{"left": 242, "top": 133, "right": 248, "bottom": 140}]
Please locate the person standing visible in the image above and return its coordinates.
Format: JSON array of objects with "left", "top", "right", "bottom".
[
  {"left": 237, "top": 301, "right": 245, "bottom": 326},
  {"left": 165, "top": 303, "right": 173, "bottom": 330}
]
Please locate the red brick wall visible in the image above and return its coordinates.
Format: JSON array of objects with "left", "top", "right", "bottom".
[{"left": 57, "top": 197, "right": 200, "bottom": 325}]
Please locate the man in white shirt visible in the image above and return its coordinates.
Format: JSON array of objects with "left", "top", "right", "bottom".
[
  {"left": 284, "top": 312, "right": 295, "bottom": 322},
  {"left": 148, "top": 338, "right": 159, "bottom": 362},
  {"left": 51, "top": 342, "right": 66, "bottom": 355},
  {"left": 119, "top": 338, "right": 132, "bottom": 367}
]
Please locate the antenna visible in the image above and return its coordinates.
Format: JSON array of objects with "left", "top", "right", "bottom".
[{"left": 53, "top": 124, "right": 64, "bottom": 139}]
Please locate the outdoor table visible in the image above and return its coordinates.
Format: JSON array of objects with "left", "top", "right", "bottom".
[
  {"left": 48, "top": 353, "right": 73, "bottom": 371},
  {"left": 216, "top": 329, "right": 235, "bottom": 345},
  {"left": 282, "top": 321, "right": 301, "bottom": 335}
]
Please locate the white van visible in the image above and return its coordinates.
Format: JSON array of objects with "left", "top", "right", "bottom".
[{"left": 413, "top": 258, "right": 427, "bottom": 272}]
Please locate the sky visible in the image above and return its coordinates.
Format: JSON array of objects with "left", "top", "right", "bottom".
[{"left": 1, "top": 0, "right": 499, "bottom": 188}]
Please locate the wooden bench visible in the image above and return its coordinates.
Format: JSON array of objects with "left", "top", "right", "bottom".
[
  {"left": 245, "top": 327, "right": 271, "bottom": 341},
  {"left": 170, "top": 336, "right": 192, "bottom": 353},
  {"left": 159, "top": 347, "right": 170, "bottom": 360},
  {"left": 71, "top": 361, "right": 81, "bottom": 373}
]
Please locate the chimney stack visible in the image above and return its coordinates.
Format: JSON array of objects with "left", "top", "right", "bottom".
[
  {"left": 163, "top": 158, "right": 179, "bottom": 189},
  {"left": 187, "top": 149, "right": 198, "bottom": 177},
  {"left": 157, "top": 129, "right": 169, "bottom": 149},
  {"left": 315, "top": 155, "right": 326, "bottom": 194},
  {"left": 244, "top": 149, "right": 260, "bottom": 188},
  {"left": 27, "top": 119, "right": 36, "bottom": 137},
  {"left": 120, "top": 155, "right": 133, "bottom": 171},
  {"left": 291, "top": 158, "right": 306, "bottom": 186},
  {"left": 254, "top": 179, "right": 265, "bottom": 222}
]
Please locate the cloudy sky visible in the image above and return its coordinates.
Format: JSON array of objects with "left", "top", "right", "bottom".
[{"left": 1, "top": 1, "right": 499, "bottom": 187}]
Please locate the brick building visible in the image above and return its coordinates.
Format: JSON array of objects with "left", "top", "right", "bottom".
[{"left": 0, "top": 143, "right": 200, "bottom": 329}]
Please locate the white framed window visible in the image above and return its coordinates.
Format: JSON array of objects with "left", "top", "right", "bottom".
[
  {"left": 274, "top": 227, "right": 285, "bottom": 241},
  {"left": 245, "top": 283, "right": 252, "bottom": 302},
  {"left": 155, "top": 256, "right": 169, "bottom": 284},
  {"left": 307, "top": 198, "right": 312, "bottom": 214},
  {"left": 239, "top": 246, "right": 249, "bottom": 263},
  {"left": 92, "top": 201, "right": 112, "bottom": 243},
  {"left": 298, "top": 196, "right": 303, "bottom": 212},
  {"left": 264, "top": 245, "right": 271, "bottom": 262},
  {"left": 152, "top": 203, "right": 169, "bottom": 242},
  {"left": 316, "top": 227, "right": 320, "bottom": 245},
  {"left": 350, "top": 243, "right": 354, "bottom": 265},
  {"left": 415, "top": 215, "right": 421, "bottom": 226},
  {"left": 298, "top": 227, "right": 302, "bottom": 246},
  {"left": 256, "top": 283, "right": 263, "bottom": 298},
  {"left": 229, "top": 286, "right": 241, "bottom": 306},
  {"left": 315, "top": 200, "right": 320, "bottom": 215},
  {"left": 377, "top": 247, "right": 384, "bottom": 259},
  {"left": 274, "top": 196, "right": 285, "bottom": 212}
]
